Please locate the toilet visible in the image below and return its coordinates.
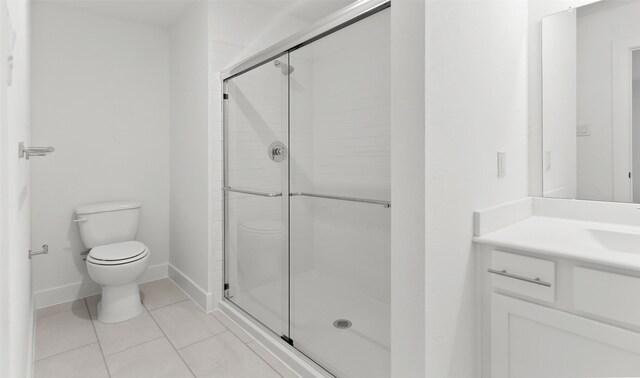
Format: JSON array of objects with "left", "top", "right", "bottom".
[
  {"left": 237, "top": 219, "right": 284, "bottom": 292},
  {"left": 75, "top": 201, "right": 150, "bottom": 323}
]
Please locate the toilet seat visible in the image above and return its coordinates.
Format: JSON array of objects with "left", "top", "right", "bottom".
[{"left": 88, "top": 241, "right": 149, "bottom": 266}]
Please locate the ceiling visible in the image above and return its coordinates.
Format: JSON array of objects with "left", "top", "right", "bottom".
[
  {"left": 36, "top": 0, "right": 356, "bottom": 29},
  {"left": 246, "top": 0, "right": 356, "bottom": 22},
  {"left": 36, "top": 0, "right": 196, "bottom": 29}
]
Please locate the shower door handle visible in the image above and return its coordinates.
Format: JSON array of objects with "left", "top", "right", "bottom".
[
  {"left": 223, "top": 187, "right": 283, "bottom": 197},
  {"left": 290, "top": 192, "right": 391, "bottom": 208}
]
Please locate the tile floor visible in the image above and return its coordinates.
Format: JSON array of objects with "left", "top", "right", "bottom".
[{"left": 34, "top": 278, "right": 299, "bottom": 378}]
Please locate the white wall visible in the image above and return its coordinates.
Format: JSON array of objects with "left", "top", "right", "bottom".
[
  {"left": 542, "top": 10, "right": 577, "bottom": 198},
  {"left": 390, "top": 0, "right": 425, "bottom": 376},
  {"left": 168, "top": 1, "right": 210, "bottom": 309},
  {"left": 31, "top": 3, "right": 171, "bottom": 307},
  {"left": 1, "top": 0, "right": 33, "bottom": 376},
  {"left": 425, "top": 2, "right": 529, "bottom": 377}
]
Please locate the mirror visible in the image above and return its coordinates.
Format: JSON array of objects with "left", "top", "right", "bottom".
[{"left": 542, "top": 0, "right": 640, "bottom": 202}]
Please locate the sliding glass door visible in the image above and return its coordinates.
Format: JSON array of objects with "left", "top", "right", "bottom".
[
  {"left": 223, "top": 7, "right": 390, "bottom": 377},
  {"left": 288, "top": 9, "right": 391, "bottom": 377},
  {"left": 223, "top": 54, "right": 289, "bottom": 337}
]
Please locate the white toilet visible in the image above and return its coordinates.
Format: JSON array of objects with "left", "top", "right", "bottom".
[
  {"left": 237, "top": 220, "right": 284, "bottom": 291},
  {"left": 75, "top": 201, "right": 150, "bottom": 323}
]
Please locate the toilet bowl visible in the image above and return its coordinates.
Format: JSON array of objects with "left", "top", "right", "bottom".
[
  {"left": 238, "top": 219, "right": 284, "bottom": 291},
  {"left": 75, "top": 201, "right": 150, "bottom": 323},
  {"left": 86, "top": 241, "right": 150, "bottom": 323}
]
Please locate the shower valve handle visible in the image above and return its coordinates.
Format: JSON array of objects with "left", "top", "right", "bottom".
[{"left": 268, "top": 142, "right": 287, "bottom": 162}]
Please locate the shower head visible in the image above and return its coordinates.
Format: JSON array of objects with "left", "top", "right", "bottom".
[{"left": 274, "top": 60, "right": 294, "bottom": 75}]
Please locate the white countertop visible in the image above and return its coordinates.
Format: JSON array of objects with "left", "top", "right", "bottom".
[{"left": 474, "top": 215, "right": 640, "bottom": 272}]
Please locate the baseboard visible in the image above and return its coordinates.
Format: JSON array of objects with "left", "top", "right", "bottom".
[
  {"left": 219, "top": 300, "right": 331, "bottom": 378},
  {"left": 139, "top": 263, "right": 169, "bottom": 284},
  {"left": 27, "top": 294, "right": 35, "bottom": 378},
  {"left": 168, "top": 264, "right": 212, "bottom": 312},
  {"left": 33, "top": 263, "right": 168, "bottom": 309}
]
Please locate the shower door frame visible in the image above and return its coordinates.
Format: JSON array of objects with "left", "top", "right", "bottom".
[{"left": 221, "top": 0, "right": 391, "bottom": 375}]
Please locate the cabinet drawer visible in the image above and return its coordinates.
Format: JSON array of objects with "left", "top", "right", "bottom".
[
  {"left": 573, "top": 267, "right": 640, "bottom": 328},
  {"left": 490, "top": 250, "right": 556, "bottom": 302}
]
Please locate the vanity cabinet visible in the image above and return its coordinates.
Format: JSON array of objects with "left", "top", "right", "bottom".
[
  {"left": 491, "top": 293, "right": 640, "bottom": 378},
  {"left": 481, "top": 248, "right": 640, "bottom": 378}
]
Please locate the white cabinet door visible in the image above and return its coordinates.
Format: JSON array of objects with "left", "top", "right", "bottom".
[{"left": 491, "top": 294, "right": 640, "bottom": 378}]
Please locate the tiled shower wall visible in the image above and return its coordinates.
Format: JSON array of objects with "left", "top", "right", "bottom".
[{"left": 291, "top": 9, "right": 391, "bottom": 301}]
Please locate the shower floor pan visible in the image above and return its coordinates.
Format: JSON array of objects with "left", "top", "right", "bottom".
[{"left": 230, "top": 269, "right": 390, "bottom": 378}]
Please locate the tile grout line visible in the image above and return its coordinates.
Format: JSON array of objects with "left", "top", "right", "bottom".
[
  {"left": 172, "top": 328, "right": 229, "bottom": 352},
  {"left": 88, "top": 298, "right": 166, "bottom": 358},
  {"left": 85, "top": 298, "right": 112, "bottom": 378},
  {"left": 145, "top": 287, "right": 283, "bottom": 377},
  {"left": 146, "top": 304, "right": 198, "bottom": 378},
  {"left": 212, "top": 310, "right": 253, "bottom": 344},
  {"left": 39, "top": 286, "right": 285, "bottom": 377},
  {"left": 101, "top": 334, "right": 166, "bottom": 359},
  {"left": 33, "top": 340, "right": 100, "bottom": 364},
  {"left": 245, "top": 340, "right": 287, "bottom": 378},
  {"left": 143, "top": 297, "right": 191, "bottom": 312},
  {"left": 211, "top": 312, "right": 290, "bottom": 377},
  {"left": 91, "top": 303, "right": 165, "bottom": 358},
  {"left": 35, "top": 301, "right": 86, "bottom": 321},
  {"left": 34, "top": 303, "right": 98, "bottom": 363},
  {"left": 172, "top": 329, "right": 287, "bottom": 378}
]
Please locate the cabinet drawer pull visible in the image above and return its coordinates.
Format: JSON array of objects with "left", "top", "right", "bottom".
[{"left": 488, "top": 268, "right": 552, "bottom": 287}]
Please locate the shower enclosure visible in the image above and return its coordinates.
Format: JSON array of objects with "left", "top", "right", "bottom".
[{"left": 222, "top": 1, "right": 390, "bottom": 376}]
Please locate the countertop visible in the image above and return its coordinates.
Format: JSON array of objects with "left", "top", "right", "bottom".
[{"left": 474, "top": 215, "right": 640, "bottom": 272}]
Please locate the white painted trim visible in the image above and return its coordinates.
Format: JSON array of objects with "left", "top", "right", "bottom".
[
  {"left": 218, "top": 301, "right": 331, "bottom": 378},
  {"left": 26, "top": 295, "right": 35, "bottom": 378},
  {"left": 168, "top": 264, "right": 212, "bottom": 312},
  {"left": 33, "top": 263, "right": 168, "bottom": 309},
  {"left": 612, "top": 36, "right": 640, "bottom": 202}
]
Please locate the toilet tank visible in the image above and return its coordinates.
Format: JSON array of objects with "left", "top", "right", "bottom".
[{"left": 75, "top": 201, "right": 141, "bottom": 248}]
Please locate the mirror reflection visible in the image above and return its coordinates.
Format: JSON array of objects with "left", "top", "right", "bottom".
[{"left": 543, "top": 0, "right": 640, "bottom": 202}]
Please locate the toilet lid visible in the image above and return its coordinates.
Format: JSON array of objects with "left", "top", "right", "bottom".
[{"left": 89, "top": 241, "right": 147, "bottom": 261}]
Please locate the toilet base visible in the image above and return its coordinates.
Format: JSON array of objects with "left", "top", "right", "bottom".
[{"left": 97, "top": 282, "right": 144, "bottom": 323}]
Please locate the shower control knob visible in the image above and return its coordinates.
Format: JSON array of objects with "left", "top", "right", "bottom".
[{"left": 268, "top": 141, "right": 287, "bottom": 162}]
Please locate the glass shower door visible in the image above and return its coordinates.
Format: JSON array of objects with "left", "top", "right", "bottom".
[
  {"left": 223, "top": 55, "right": 290, "bottom": 337},
  {"left": 288, "top": 9, "right": 391, "bottom": 378}
]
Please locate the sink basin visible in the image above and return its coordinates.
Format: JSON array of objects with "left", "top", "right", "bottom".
[{"left": 585, "top": 229, "right": 640, "bottom": 254}]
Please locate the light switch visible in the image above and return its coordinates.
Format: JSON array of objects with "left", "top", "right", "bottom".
[{"left": 497, "top": 152, "right": 506, "bottom": 178}]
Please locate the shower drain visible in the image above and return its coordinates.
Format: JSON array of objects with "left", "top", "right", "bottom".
[{"left": 333, "top": 319, "right": 352, "bottom": 329}]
